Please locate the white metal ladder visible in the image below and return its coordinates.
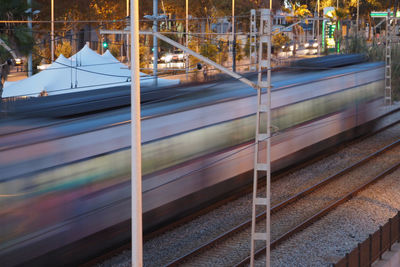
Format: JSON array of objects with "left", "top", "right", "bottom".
[
  {"left": 250, "top": 9, "right": 272, "bottom": 267},
  {"left": 385, "top": 11, "right": 392, "bottom": 106},
  {"left": 250, "top": 9, "right": 257, "bottom": 71}
]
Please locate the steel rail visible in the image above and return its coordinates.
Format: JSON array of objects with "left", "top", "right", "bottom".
[
  {"left": 165, "top": 132, "right": 400, "bottom": 267},
  {"left": 235, "top": 160, "right": 400, "bottom": 267}
]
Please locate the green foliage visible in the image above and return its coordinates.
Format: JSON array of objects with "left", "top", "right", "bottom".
[
  {"left": 273, "top": 33, "right": 290, "bottom": 54},
  {"left": 188, "top": 39, "right": 201, "bottom": 65},
  {"left": 32, "top": 45, "right": 46, "bottom": 74},
  {"left": 235, "top": 39, "right": 243, "bottom": 61},
  {"left": 0, "top": 45, "right": 9, "bottom": 63},
  {"left": 0, "top": 0, "right": 33, "bottom": 57},
  {"left": 284, "top": 2, "right": 311, "bottom": 56},
  {"left": 200, "top": 40, "right": 218, "bottom": 62},
  {"left": 108, "top": 44, "right": 120, "bottom": 58},
  {"left": 244, "top": 37, "right": 250, "bottom": 56},
  {"left": 217, "top": 38, "right": 229, "bottom": 65},
  {"left": 139, "top": 46, "right": 149, "bottom": 70},
  {"left": 344, "top": 34, "right": 368, "bottom": 55},
  {"left": 55, "top": 41, "right": 72, "bottom": 58}
]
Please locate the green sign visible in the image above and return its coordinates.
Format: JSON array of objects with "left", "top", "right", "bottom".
[{"left": 370, "top": 11, "right": 400, "bottom": 17}]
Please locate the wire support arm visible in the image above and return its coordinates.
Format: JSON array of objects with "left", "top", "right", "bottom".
[{"left": 140, "top": 30, "right": 259, "bottom": 90}]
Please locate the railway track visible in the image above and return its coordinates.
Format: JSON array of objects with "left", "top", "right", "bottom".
[
  {"left": 165, "top": 138, "right": 400, "bottom": 266},
  {"left": 94, "top": 109, "right": 400, "bottom": 267}
]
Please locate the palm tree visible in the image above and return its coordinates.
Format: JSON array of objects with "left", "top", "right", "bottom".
[
  {"left": 283, "top": 2, "right": 311, "bottom": 56},
  {"left": 326, "top": 7, "right": 349, "bottom": 53}
]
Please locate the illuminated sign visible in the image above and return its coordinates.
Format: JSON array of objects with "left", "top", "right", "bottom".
[
  {"left": 322, "top": 7, "right": 336, "bottom": 50},
  {"left": 370, "top": 11, "right": 400, "bottom": 17}
]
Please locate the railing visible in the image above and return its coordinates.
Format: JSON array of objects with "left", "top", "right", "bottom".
[{"left": 333, "top": 211, "right": 400, "bottom": 267}]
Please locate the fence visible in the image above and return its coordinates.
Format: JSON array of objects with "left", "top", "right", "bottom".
[{"left": 333, "top": 211, "right": 400, "bottom": 267}]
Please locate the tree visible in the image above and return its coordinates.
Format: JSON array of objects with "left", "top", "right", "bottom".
[
  {"left": 0, "top": 0, "right": 33, "bottom": 62},
  {"left": 349, "top": 0, "right": 382, "bottom": 40},
  {"left": 273, "top": 33, "right": 291, "bottom": 55},
  {"left": 283, "top": 1, "right": 311, "bottom": 56},
  {"left": 331, "top": 7, "right": 349, "bottom": 52},
  {"left": 55, "top": 40, "right": 72, "bottom": 58}
]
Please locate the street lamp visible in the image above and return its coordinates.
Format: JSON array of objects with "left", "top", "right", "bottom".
[
  {"left": 25, "top": 1, "right": 40, "bottom": 77},
  {"left": 232, "top": 0, "right": 235, "bottom": 72},
  {"left": 186, "top": 0, "right": 189, "bottom": 81},
  {"left": 130, "top": 0, "right": 142, "bottom": 265},
  {"left": 317, "top": 0, "right": 320, "bottom": 55},
  {"left": 51, "top": 0, "right": 54, "bottom": 62}
]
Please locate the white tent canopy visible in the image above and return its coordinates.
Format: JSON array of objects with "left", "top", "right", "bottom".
[{"left": 2, "top": 45, "right": 180, "bottom": 98}]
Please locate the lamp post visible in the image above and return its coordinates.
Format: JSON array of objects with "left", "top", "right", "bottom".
[
  {"left": 153, "top": 0, "right": 158, "bottom": 86},
  {"left": 51, "top": 0, "right": 54, "bottom": 62},
  {"left": 356, "top": 0, "right": 359, "bottom": 33},
  {"left": 186, "top": 0, "right": 189, "bottom": 81},
  {"left": 27, "top": 0, "right": 32, "bottom": 77},
  {"left": 317, "top": 0, "right": 320, "bottom": 55},
  {"left": 232, "top": 0, "right": 236, "bottom": 72},
  {"left": 26, "top": 3, "right": 40, "bottom": 77},
  {"left": 130, "top": 0, "right": 142, "bottom": 265}
]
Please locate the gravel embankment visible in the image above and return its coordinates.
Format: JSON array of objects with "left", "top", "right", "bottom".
[
  {"left": 255, "top": 167, "right": 400, "bottom": 267},
  {"left": 178, "top": 137, "right": 400, "bottom": 266},
  {"left": 97, "top": 110, "right": 400, "bottom": 267}
]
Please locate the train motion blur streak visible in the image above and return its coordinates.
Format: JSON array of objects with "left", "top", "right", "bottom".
[{"left": 0, "top": 62, "right": 386, "bottom": 266}]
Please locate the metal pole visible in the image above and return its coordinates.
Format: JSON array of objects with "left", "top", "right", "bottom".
[
  {"left": 153, "top": 0, "right": 158, "bottom": 86},
  {"left": 356, "top": 0, "right": 359, "bottom": 33},
  {"left": 27, "top": 0, "right": 32, "bottom": 76},
  {"left": 232, "top": 0, "right": 236, "bottom": 72},
  {"left": 266, "top": 9, "right": 272, "bottom": 267},
  {"left": 250, "top": 9, "right": 271, "bottom": 267},
  {"left": 317, "top": 0, "right": 320, "bottom": 55},
  {"left": 130, "top": 0, "right": 143, "bottom": 265},
  {"left": 185, "top": 0, "right": 189, "bottom": 81},
  {"left": 126, "top": 0, "right": 129, "bottom": 65},
  {"left": 127, "top": 17, "right": 130, "bottom": 64},
  {"left": 51, "top": 0, "right": 54, "bottom": 62}
]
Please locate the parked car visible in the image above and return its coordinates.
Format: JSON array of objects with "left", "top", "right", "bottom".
[
  {"left": 171, "top": 50, "right": 185, "bottom": 62},
  {"left": 304, "top": 39, "right": 319, "bottom": 49}
]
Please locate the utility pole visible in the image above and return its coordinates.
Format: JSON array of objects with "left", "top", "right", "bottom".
[
  {"left": 250, "top": 9, "right": 257, "bottom": 71},
  {"left": 250, "top": 8, "right": 272, "bottom": 267},
  {"left": 130, "top": 0, "right": 143, "bottom": 266},
  {"left": 153, "top": 0, "right": 158, "bottom": 86},
  {"left": 126, "top": 0, "right": 129, "bottom": 63},
  {"left": 232, "top": 0, "right": 236, "bottom": 72},
  {"left": 185, "top": 0, "right": 189, "bottom": 81},
  {"left": 51, "top": 0, "right": 54, "bottom": 62},
  {"left": 27, "top": 0, "right": 32, "bottom": 77},
  {"left": 317, "top": 0, "right": 320, "bottom": 55},
  {"left": 356, "top": 0, "right": 359, "bottom": 33}
]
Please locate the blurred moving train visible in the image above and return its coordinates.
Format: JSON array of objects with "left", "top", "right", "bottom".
[{"left": 0, "top": 61, "right": 388, "bottom": 265}]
